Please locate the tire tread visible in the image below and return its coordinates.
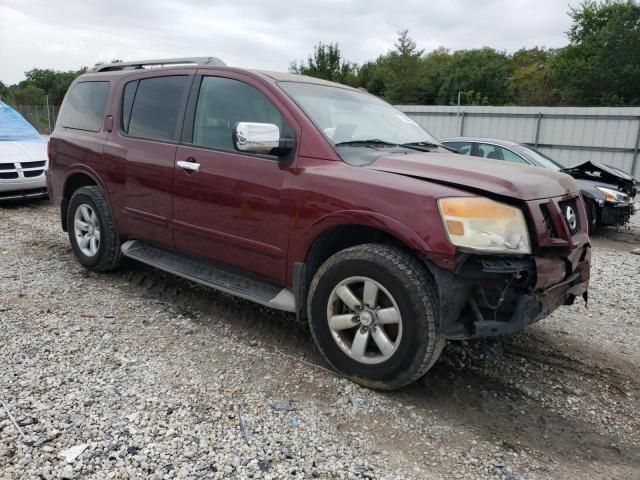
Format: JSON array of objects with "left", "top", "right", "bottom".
[
  {"left": 307, "top": 243, "right": 444, "bottom": 390},
  {"left": 68, "top": 186, "right": 123, "bottom": 272}
]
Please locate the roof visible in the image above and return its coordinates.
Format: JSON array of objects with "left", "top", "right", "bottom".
[
  {"left": 77, "top": 60, "right": 359, "bottom": 91},
  {"left": 440, "top": 137, "right": 523, "bottom": 148}
]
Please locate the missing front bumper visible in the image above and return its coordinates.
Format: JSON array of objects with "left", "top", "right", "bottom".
[
  {"left": 599, "top": 202, "right": 635, "bottom": 227},
  {"left": 428, "top": 251, "right": 590, "bottom": 340}
]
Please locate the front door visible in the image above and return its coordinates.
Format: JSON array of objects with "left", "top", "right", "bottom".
[{"left": 172, "top": 74, "right": 297, "bottom": 283}]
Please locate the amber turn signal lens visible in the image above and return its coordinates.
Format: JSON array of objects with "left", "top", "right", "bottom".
[{"left": 446, "top": 220, "right": 464, "bottom": 235}]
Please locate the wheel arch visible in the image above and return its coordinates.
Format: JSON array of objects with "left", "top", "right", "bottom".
[
  {"left": 292, "top": 215, "right": 434, "bottom": 321},
  {"left": 60, "top": 168, "right": 105, "bottom": 231}
]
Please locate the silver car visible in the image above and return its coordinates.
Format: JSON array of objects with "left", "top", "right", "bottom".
[{"left": 0, "top": 101, "right": 48, "bottom": 201}]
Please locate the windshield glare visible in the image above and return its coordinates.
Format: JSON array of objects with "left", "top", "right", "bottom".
[{"left": 278, "top": 81, "right": 439, "bottom": 147}]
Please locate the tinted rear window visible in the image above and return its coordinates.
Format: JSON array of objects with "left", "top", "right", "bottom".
[
  {"left": 126, "top": 76, "right": 189, "bottom": 141},
  {"left": 58, "top": 81, "right": 110, "bottom": 132}
]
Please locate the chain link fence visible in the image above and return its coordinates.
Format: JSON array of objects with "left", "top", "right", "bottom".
[{"left": 6, "top": 104, "right": 60, "bottom": 135}]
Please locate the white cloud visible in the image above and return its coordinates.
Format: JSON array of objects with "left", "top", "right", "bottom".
[{"left": 0, "top": 0, "right": 580, "bottom": 85}]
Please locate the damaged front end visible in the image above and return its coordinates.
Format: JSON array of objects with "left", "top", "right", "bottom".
[
  {"left": 427, "top": 193, "right": 591, "bottom": 339},
  {"left": 563, "top": 161, "right": 637, "bottom": 227},
  {"left": 562, "top": 161, "right": 637, "bottom": 197}
]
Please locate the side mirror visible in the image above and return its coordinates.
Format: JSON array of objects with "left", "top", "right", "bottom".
[{"left": 232, "top": 122, "right": 294, "bottom": 157}]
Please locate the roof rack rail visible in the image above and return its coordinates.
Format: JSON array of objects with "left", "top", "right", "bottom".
[{"left": 90, "top": 57, "right": 226, "bottom": 72}]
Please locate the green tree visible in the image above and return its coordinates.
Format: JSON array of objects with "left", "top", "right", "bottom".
[
  {"left": 381, "top": 30, "right": 426, "bottom": 104},
  {"left": 356, "top": 58, "right": 387, "bottom": 96},
  {"left": 508, "top": 47, "right": 558, "bottom": 105},
  {"left": 0, "top": 81, "right": 9, "bottom": 101},
  {"left": 19, "top": 67, "right": 86, "bottom": 105},
  {"left": 554, "top": 0, "right": 640, "bottom": 105},
  {"left": 420, "top": 47, "right": 453, "bottom": 104},
  {"left": 290, "top": 42, "right": 358, "bottom": 85},
  {"left": 13, "top": 84, "right": 46, "bottom": 105},
  {"left": 437, "top": 48, "right": 510, "bottom": 105}
]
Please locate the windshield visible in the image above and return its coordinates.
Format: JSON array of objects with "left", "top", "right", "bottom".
[
  {"left": 0, "top": 102, "right": 44, "bottom": 142},
  {"left": 517, "top": 145, "right": 563, "bottom": 171},
  {"left": 278, "top": 81, "right": 440, "bottom": 163}
]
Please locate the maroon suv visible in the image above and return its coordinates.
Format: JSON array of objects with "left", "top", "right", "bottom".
[{"left": 47, "top": 57, "right": 590, "bottom": 390}]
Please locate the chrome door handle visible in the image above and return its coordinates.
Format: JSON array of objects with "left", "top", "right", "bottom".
[{"left": 177, "top": 160, "right": 200, "bottom": 172}]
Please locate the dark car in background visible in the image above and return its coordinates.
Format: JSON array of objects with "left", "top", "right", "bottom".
[{"left": 441, "top": 137, "right": 637, "bottom": 233}]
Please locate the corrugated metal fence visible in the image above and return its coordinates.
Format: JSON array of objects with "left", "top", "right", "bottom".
[{"left": 398, "top": 105, "right": 640, "bottom": 179}]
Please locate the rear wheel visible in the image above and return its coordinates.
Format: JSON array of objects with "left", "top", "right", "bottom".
[
  {"left": 67, "top": 186, "right": 123, "bottom": 272},
  {"left": 307, "top": 244, "right": 445, "bottom": 390}
]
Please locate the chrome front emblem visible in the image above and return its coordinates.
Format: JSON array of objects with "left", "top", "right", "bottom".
[{"left": 565, "top": 206, "right": 577, "bottom": 231}]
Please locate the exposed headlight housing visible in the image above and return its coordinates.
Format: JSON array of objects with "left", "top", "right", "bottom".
[
  {"left": 595, "top": 186, "right": 632, "bottom": 204},
  {"left": 438, "top": 197, "right": 531, "bottom": 254}
]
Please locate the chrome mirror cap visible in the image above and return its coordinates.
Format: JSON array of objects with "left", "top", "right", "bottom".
[{"left": 233, "top": 122, "right": 280, "bottom": 155}]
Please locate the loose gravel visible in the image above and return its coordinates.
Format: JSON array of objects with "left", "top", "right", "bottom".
[{"left": 1, "top": 202, "right": 639, "bottom": 480}]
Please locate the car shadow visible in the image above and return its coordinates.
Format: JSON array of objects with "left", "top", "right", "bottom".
[{"left": 0, "top": 198, "right": 51, "bottom": 209}]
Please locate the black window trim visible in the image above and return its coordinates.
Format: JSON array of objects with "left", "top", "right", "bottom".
[
  {"left": 121, "top": 79, "right": 139, "bottom": 133},
  {"left": 179, "top": 73, "right": 296, "bottom": 162},
  {"left": 118, "top": 73, "right": 196, "bottom": 144},
  {"left": 60, "top": 80, "right": 111, "bottom": 133}
]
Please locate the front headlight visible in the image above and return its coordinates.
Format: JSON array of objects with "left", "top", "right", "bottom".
[
  {"left": 438, "top": 197, "right": 531, "bottom": 254},
  {"left": 595, "top": 186, "right": 632, "bottom": 204}
]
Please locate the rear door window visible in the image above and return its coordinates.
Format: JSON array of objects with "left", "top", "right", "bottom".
[
  {"left": 476, "top": 143, "right": 528, "bottom": 164},
  {"left": 58, "top": 81, "right": 110, "bottom": 132},
  {"left": 125, "top": 76, "right": 190, "bottom": 141}
]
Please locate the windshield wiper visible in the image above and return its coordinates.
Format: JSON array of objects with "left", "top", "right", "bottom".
[
  {"left": 334, "top": 139, "right": 397, "bottom": 147},
  {"left": 335, "top": 139, "right": 441, "bottom": 153}
]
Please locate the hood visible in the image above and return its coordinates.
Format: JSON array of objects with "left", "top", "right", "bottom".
[
  {"left": 0, "top": 140, "right": 47, "bottom": 165},
  {"left": 367, "top": 152, "right": 578, "bottom": 201},
  {"left": 562, "top": 161, "right": 636, "bottom": 197}
]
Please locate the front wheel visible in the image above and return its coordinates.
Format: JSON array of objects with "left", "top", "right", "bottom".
[
  {"left": 307, "top": 244, "right": 445, "bottom": 390},
  {"left": 585, "top": 200, "right": 599, "bottom": 235}
]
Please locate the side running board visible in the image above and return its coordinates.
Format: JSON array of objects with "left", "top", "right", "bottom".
[{"left": 121, "top": 240, "right": 295, "bottom": 312}]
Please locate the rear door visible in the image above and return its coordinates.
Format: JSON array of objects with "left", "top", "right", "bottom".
[
  {"left": 172, "top": 72, "right": 298, "bottom": 283},
  {"left": 106, "top": 72, "right": 192, "bottom": 246}
]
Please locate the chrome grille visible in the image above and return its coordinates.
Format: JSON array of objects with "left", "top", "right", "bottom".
[{"left": 0, "top": 161, "right": 46, "bottom": 180}]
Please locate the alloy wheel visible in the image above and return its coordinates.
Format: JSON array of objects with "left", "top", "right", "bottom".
[
  {"left": 326, "top": 276, "right": 403, "bottom": 364},
  {"left": 73, "top": 204, "right": 101, "bottom": 257}
]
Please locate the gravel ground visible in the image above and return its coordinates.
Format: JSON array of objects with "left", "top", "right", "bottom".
[{"left": 1, "top": 202, "right": 639, "bottom": 480}]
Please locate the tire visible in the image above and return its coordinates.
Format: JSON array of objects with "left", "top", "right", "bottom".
[
  {"left": 67, "top": 186, "right": 123, "bottom": 272},
  {"left": 307, "top": 244, "right": 445, "bottom": 390},
  {"left": 585, "top": 200, "right": 599, "bottom": 235}
]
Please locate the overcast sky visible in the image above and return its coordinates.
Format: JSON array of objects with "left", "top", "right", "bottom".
[{"left": 0, "top": 0, "right": 581, "bottom": 85}]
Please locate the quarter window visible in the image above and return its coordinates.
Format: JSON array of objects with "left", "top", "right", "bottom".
[
  {"left": 192, "top": 76, "right": 284, "bottom": 151},
  {"left": 58, "top": 81, "right": 110, "bottom": 132},
  {"left": 126, "top": 76, "right": 189, "bottom": 141}
]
